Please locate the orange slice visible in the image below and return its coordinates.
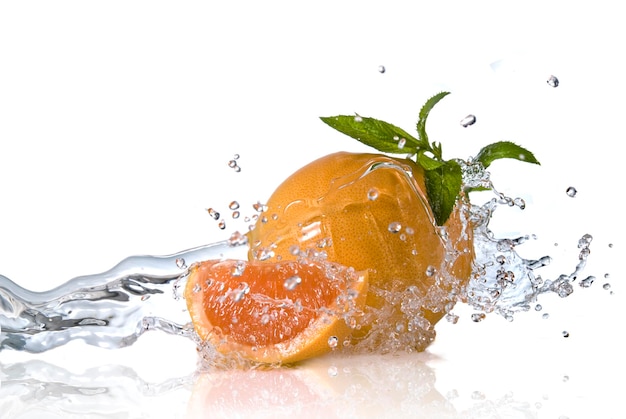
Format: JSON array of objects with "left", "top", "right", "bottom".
[{"left": 184, "top": 259, "right": 368, "bottom": 365}]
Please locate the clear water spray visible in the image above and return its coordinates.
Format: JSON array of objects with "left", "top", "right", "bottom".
[{"left": 0, "top": 239, "right": 247, "bottom": 353}]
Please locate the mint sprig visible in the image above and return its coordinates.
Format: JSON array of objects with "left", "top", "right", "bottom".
[{"left": 320, "top": 92, "right": 540, "bottom": 225}]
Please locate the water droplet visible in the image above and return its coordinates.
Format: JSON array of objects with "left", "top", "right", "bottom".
[
  {"left": 228, "top": 231, "right": 248, "bottom": 246},
  {"left": 535, "top": 304, "right": 542, "bottom": 311},
  {"left": 175, "top": 258, "right": 187, "bottom": 269},
  {"left": 229, "top": 201, "right": 240, "bottom": 210},
  {"left": 231, "top": 260, "right": 246, "bottom": 277},
  {"left": 405, "top": 227, "right": 414, "bottom": 235},
  {"left": 608, "top": 243, "right": 613, "bottom": 248},
  {"left": 397, "top": 138, "right": 406, "bottom": 149},
  {"left": 328, "top": 336, "right": 339, "bottom": 348},
  {"left": 460, "top": 114, "right": 476, "bottom": 127},
  {"left": 542, "top": 313, "right": 550, "bottom": 319},
  {"left": 547, "top": 75, "right": 559, "bottom": 87},
  {"left": 513, "top": 197, "right": 526, "bottom": 209},
  {"left": 579, "top": 276, "right": 595, "bottom": 288},
  {"left": 217, "top": 220, "right": 226, "bottom": 230},
  {"left": 603, "top": 283, "right": 611, "bottom": 290},
  {"left": 230, "top": 282, "right": 250, "bottom": 302},
  {"left": 327, "top": 366, "right": 338, "bottom": 377},
  {"left": 425, "top": 265, "right": 437, "bottom": 277},
  {"left": 562, "top": 375, "right": 569, "bottom": 382},
  {"left": 228, "top": 160, "right": 237, "bottom": 168},
  {"left": 192, "top": 283, "right": 201, "bottom": 293},
  {"left": 471, "top": 313, "right": 486, "bottom": 322},
  {"left": 446, "top": 313, "right": 459, "bottom": 324},
  {"left": 207, "top": 208, "right": 220, "bottom": 220},
  {"left": 253, "top": 201, "right": 267, "bottom": 213},
  {"left": 378, "top": 65, "right": 386, "bottom": 74},
  {"left": 232, "top": 211, "right": 240, "bottom": 219},
  {"left": 388, "top": 221, "right": 402, "bottom": 233},
  {"left": 566, "top": 186, "right": 577, "bottom": 197},
  {"left": 283, "top": 275, "right": 302, "bottom": 291},
  {"left": 562, "top": 331, "right": 570, "bottom": 338},
  {"left": 354, "top": 115, "right": 363, "bottom": 122},
  {"left": 367, "top": 188, "right": 379, "bottom": 201}
]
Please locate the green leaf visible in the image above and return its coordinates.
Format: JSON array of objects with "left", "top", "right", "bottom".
[
  {"left": 474, "top": 141, "right": 540, "bottom": 168},
  {"left": 320, "top": 115, "right": 420, "bottom": 154},
  {"left": 416, "top": 91, "right": 450, "bottom": 159},
  {"left": 424, "top": 160, "right": 463, "bottom": 225},
  {"left": 416, "top": 151, "right": 445, "bottom": 170}
]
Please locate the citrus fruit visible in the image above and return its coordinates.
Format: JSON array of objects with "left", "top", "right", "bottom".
[
  {"left": 247, "top": 152, "right": 473, "bottom": 349},
  {"left": 184, "top": 258, "right": 368, "bottom": 365}
]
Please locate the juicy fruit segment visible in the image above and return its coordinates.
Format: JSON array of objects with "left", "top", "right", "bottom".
[
  {"left": 185, "top": 259, "right": 368, "bottom": 365},
  {"left": 247, "top": 152, "right": 473, "bottom": 350}
]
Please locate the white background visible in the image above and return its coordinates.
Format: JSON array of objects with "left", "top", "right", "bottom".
[{"left": 0, "top": 1, "right": 623, "bottom": 418}]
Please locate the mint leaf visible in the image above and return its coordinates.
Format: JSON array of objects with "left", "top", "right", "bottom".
[
  {"left": 320, "top": 116, "right": 420, "bottom": 154},
  {"left": 474, "top": 141, "right": 540, "bottom": 168},
  {"left": 416, "top": 91, "right": 450, "bottom": 159},
  {"left": 424, "top": 160, "right": 463, "bottom": 226}
]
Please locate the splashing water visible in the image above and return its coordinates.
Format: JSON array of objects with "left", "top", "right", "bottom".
[
  {"left": 0, "top": 154, "right": 599, "bottom": 366},
  {"left": 0, "top": 240, "right": 246, "bottom": 353}
]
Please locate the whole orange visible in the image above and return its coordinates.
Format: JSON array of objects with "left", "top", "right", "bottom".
[{"left": 247, "top": 152, "right": 473, "bottom": 351}]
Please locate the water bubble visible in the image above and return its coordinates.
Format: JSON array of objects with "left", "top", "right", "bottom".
[
  {"left": 397, "top": 138, "right": 406, "bottom": 149},
  {"left": 425, "top": 265, "right": 437, "bottom": 277},
  {"left": 328, "top": 336, "right": 339, "bottom": 348},
  {"left": 218, "top": 220, "right": 226, "bottom": 230},
  {"left": 405, "top": 227, "right": 414, "bottom": 235},
  {"left": 378, "top": 65, "right": 386, "bottom": 73},
  {"left": 471, "top": 313, "right": 486, "bottom": 322},
  {"left": 535, "top": 304, "right": 542, "bottom": 311},
  {"left": 603, "top": 283, "right": 611, "bottom": 290},
  {"left": 229, "top": 201, "right": 240, "bottom": 210},
  {"left": 175, "top": 258, "right": 187, "bottom": 269},
  {"left": 232, "top": 211, "right": 240, "bottom": 219},
  {"left": 566, "top": 186, "right": 577, "bottom": 197},
  {"left": 283, "top": 275, "right": 302, "bottom": 291},
  {"left": 542, "top": 313, "right": 550, "bottom": 319},
  {"left": 547, "top": 75, "right": 559, "bottom": 87},
  {"left": 207, "top": 208, "right": 220, "bottom": 220},
  {"left": 327, "top": 366, "right": 338, "bottom": 377},
  {"left": 228, "top": 160, "right": 237, "bottom": 168},
  {"left": 460, "top": 114, "right": 476, "bottom": 127},
  {"left": 562, "top": 331, "right": 570, "bottom": 338},
  {"left": 388, "top": 221, "right": 402, "bottom": 233},
  {"left": 367, "top": 188, "right": 379, "bottom": 201},
  {"left": 562, "top": 375, "right": 569, "bottom": 382}
]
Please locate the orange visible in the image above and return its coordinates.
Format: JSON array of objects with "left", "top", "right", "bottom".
[
  {"left": 247, "top": 152, "right": 473, "bottom": 350},
  {"left": 184, "top": 258, "right": 368, "bottom": 365}
]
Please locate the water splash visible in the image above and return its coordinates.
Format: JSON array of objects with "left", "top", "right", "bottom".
[
  {"left": 0, "top": 240, "right": 246, "bottom": 353},
  {"left": 0, "top": 155, "right": 599, "bottom": 366}
]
